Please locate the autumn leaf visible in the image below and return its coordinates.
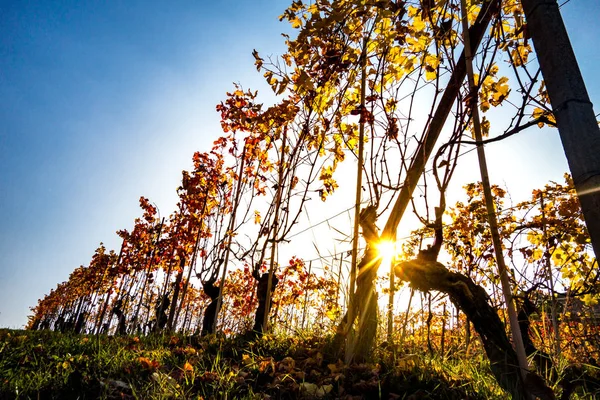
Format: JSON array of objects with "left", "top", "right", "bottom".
[
  {"left": 326, "top": 309, "right": 337, "bottom": 320},
  {"left": 242, "top": 354, "right": 254, "bottom": 366},
  {"left": 532, "top": 107, "right": 556, "bottom": 127},
  {"left": 183, "top": 361, "right": 194, "bottom": 373},
  {"left": 423, "top": 54, "right": 440, "bottom": 81},
  {"left": 511, "top": 43, "right": 532, "bottom": 67},
  {"left": 254, "top": 210, "right": 261, "bottom": 224},
  {"left": 481, "top": 116, "right": 490, "bottom": 137},
  {"left": 252, "top": 49, "right": 263, "bottom": 71},
  {"left": 291, "top": 17, "right": 302, "bottom": 29},
  {"left": 582, "top": 293, "right": 599, "bottom": 307},
  {"left": 138, "top": 357, "right": 159, "bottom": 371}
]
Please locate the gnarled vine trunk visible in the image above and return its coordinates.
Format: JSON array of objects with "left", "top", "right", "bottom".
[
  {"left": 334, "top": 205, "right": 381, "bottom": 363},
  {"left": 252, "top": 272, "right": 279, "bottom": 335},
  {"left": 200, "top": 279, "right": 220, "bottom": 336},
  {"left": 395, "top": 259, "right": 549, "bottom": 400}
]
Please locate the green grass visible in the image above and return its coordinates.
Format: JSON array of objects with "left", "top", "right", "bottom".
[{"left": 1, "top": 328, "right": 596, "bottom": 399}]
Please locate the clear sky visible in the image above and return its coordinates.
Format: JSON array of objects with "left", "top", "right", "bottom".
[{"left": 1, "top": 0, "right": 599, "bottom": 328}]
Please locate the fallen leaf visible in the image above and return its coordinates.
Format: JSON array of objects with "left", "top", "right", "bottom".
[{"left": 183, "top": 361, "right": 194, "bottom": 373}]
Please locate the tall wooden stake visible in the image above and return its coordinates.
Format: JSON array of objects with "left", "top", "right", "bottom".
[
  {"left": 460, "top": 0, "right": 529, "bottom": 380},
  {"left": 173, "top": 224, "right": 204, "bottom": 328},
  {"left": 540, "top": 193, "right": 561, "bottom": 356},
  {"left": 131, "top": 217, "right": 164, "bottom": 330},
  {"left": 213, "top": 145, "right": 248, "bottom": 331},
  {"left": 335, "top": 254, "right": 344, "bottom": 312},
  {"left": 301, "top": 261, "right": 313, "bottom": 330},
  {"left": 387, "top": 262, "right": 395, "bottom": 342},
  {"left": 95, "top": 240, "right": 125, "bottom": 334},
  {"left": 523, "top": 0, "right": 600, "bottom": 260},
  {"left": 399, "top": 287, "right": 414, "bottom": 346},
  {"left": 346, "top": 37, "right": 368, "bottom": 363},
  {"left": 263, "top": 127, "right": 288, "bottom": 333}
]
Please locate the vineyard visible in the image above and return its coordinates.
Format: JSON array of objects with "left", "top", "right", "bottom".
[{"left": 7, "top": 0, "right": 600, "bottom": 399}]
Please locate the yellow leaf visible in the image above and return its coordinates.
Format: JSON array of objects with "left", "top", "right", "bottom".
[
  {"left": 527, "top": 231, "right": 542, "bottom": 246},
  {"left": 511, "top": 44, "right": 532, "bottom": 66},
  {"left": 326, "top": 309, "right": 337, "bottom": 320},
  {"left": 425, "top": 66, "right": 436, "bottom": 81},
  {"left": 467, "top": 5, "right": 481, "bottom": 24},
  {"left": 242, "top": 354, "right": 253, "bottom": 366},
  {"left": 481, "top": 116, "right": 490, "bottom": 137},
  {"left": 582, "top": 293, "right": 599, "bottom": 307},
  {"left": 489, "top": 64, "right": 499, "bottom": 76},
  {"left": 407, "top": 5, "right": 419, "bottom": 17},
  {"left": 412, "top": 15, "right": 426, "bottom": 32},
  {"left": 479, "top": 98, "right": 490, "bottom": 113},
  {"left": 552, "top": 247, "right": 565, "bottom": 265},
  {"left": 367, "top": 40, "right": 378, "bottom": 54},
  {"left": 496, "top": 77, "right": 510, "bottom": 96},
  {"left": 424, "top": 54, "right": 439, "bottom": 81},
  {"left": 254, "top": 210, "right": 261, "bottom": 224},
  {"left": 532, "top": 107, "right": 555, "bottom": 127},
  {"left": 295, "top": 69, "right": 314, "bottom": 92}
]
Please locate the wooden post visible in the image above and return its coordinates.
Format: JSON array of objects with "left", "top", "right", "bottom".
[
  {"left": 132, "top": 217, "right": 165, "bottom": 330},
  {"left": 460, "top": 0, "right": 529, "bottom": 380},
  {"left": 263, "top": 127, "right": 288, "bottom": 333},
  {"left": 399, "top": 287, "right": 414, "bottom": 346},
  {"left": 214, "top": 144, "right": 248, "bottom": 331},
  {"left": 540, "top": 193, "right": 561, "bottom": 357},
  {"left": 301, "top": 261, "right": 313, "bottom": 330},
  {"left": 167, "top": 258, "right": 185, "bottom": 331},
  {"left": 387, "top": 262, "right": 395, "bottom": 342},
  {"left": 335, "top": 254, "right": 344, "bottom": 312},
  {"left": 95, "top": 241, "right": 125, "bottom": 334},
  {"left": 441, "top": 302, "right": 447, "bottom": 357},
  {"left": 344, "top": 36, "right": 368, "bottom": 364},
  {"left": 523, "top": 0, "right": 600, "bottom": 259}
]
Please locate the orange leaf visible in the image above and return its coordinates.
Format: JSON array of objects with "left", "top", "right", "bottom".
[
  {"left": 183, "top": 361, "right": 194, "bottom": 373},
  {"left": 138, "top": 357, "right": 159, "bottom": 371}
]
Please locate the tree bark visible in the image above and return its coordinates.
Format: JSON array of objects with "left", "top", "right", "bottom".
[
  {"left": 335, "top": 205, "right": 382, "bottom": 362},
  {"left": 523, "top": 0, "right": 600, "bottom": 260},
  {"left": 460, "top": 0, "right": 530, "bottom": 379},
  {"left": 167, "top": 261, "right": 184, "bottom": 331},
  {"left": 201, "top": 279, "right": 220, "bottom": 336},
  {"left": 252, "top": 272, "right": 279, "bottom": 335},
  {"left": 394, "top": 259, "right": 556, "bottom": 400}
]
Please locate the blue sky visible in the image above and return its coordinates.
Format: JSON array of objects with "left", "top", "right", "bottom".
[
  {"left": 1, "top": 0, "right": 599, "bottom": 328},
  {"left": 0, "top": 0, "right": 289, "bottom": 328}
]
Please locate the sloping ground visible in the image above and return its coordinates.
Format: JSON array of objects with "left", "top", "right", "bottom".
[{"left": 1, "top": 329, "right": 507, "bottom": 399}]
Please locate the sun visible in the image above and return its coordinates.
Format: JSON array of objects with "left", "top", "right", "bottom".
[{"left": 376, "top": 240, "right": 397, "bottom": 266}]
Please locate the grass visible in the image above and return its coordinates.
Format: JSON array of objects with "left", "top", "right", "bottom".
[{"left": 0, "top": 328, "right": 597, "bottom": 399}]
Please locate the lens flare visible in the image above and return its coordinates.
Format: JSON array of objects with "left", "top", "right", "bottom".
[{"left": 376, "top": 240, "right": 397, "bottom": 263}]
